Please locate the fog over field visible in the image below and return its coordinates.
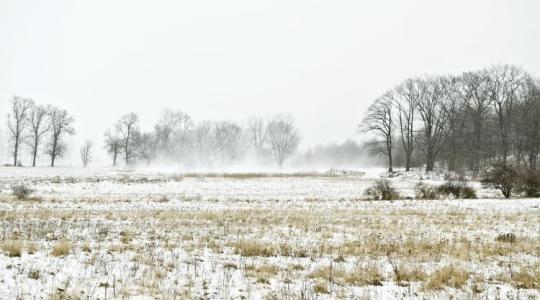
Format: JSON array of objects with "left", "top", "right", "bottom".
[{"left": 1, "top": 0, "right": 540, "bottom": 167}]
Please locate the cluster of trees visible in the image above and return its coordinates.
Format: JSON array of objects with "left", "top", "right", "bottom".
[
  {"left": 5, "top": 96, "right": 75, "bottom": 167},
  {"left": 103, "top": 110, "right": 301, "bottom": 168},
  {"left": 361, "top": 64, "right": 540, "bottom": 173}
]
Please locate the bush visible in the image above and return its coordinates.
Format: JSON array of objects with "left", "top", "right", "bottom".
[
  {"left": 11, "top": 183, "right": 34, "bottom": 200},
  {"left": 364, "top": 179, "right": 400, "bottom": 200},
  {"left": 495, "top": 233, "right": 516, "bottom": 243},
  {"left": 481, "top": 162, "right": 518, "bottom": 199},
  {"left": 438, "top": 180, "right": 477, "bottom": 199},
  {"left": 517, "top": 169, "right": 540, "bottom": 197},
  {"left": 415, "top": 182, "right": 440, "bottom": 200}
]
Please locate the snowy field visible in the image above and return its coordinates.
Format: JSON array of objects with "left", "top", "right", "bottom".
[{"left": 0, "top": 167, "right": 539, "bottom": 299}]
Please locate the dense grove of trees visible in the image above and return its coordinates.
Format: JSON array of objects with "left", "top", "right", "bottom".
[{"left": 361, "top": 64, "right": 540, "bottom": 173}]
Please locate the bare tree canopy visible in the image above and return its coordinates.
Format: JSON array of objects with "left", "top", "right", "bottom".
[
  {"left": 104, "top": 129, "right": 122, "bottom": 167},
  {"left": 80, "top": 140, "right": 92, "bottom": 167},
  {"left": 266, "top": 115, "right": 300, "bottom": 169},
  {"left": 7, "top": 96, "right": 34, "bottom": 166},
  {"left": 26, "top": 104, "right": 51, "bottom": 167},
  {"left": 116, "top": 113, "right": 140, "bottom": 167},
  {"left": 47, "top": 106, "right": 75, "bottom": 167},
  {"left": 360, "top": 91, "right": 394, "bottom": 172}
]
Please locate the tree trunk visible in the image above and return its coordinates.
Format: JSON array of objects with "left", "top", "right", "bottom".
[
  {"left": 13, "top": 136, "right": 19, "bottom": 166},
  {"left": 405, "top": 151, "right": 411, "bottom": 171},
  {"left": 426, "top": 147, "right": 435, "bottom": 172}
]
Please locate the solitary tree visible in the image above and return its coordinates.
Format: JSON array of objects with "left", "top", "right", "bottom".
[
  {"left": 80, "top": 140, "right": 92, "bottom": 167},
  {"left": 7, "top": 96, "right": 34, "bottom": 166},
  {"left": 360, "top": 91, "right": 395, "bottom": 172},
  {"left": 104, "top": 129, "right": 122, "bottom": 166},
  {"left": 266, "top": 115, "right": 300, "bottom": 169},
  {"left": 116, "top": 113, "right": 140, "bottom": 167},
  {"left": 26, "top": 104, "right": 51, "bottom": 167},
  {"left": 47, "top": 106, "right": 75, "bottom": 167}
]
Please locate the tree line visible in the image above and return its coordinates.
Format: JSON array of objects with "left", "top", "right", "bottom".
[
  {"left": 361, "top": 64, "right": 540, "bottom": 173},
  {"left": 103, "top": 111, "right": 301, "bottom": 169},
  {"left": 5, "top": 96, "right": 75, "bottom": 167}
]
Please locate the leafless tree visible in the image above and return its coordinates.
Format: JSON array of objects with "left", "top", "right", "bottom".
[
  {"left": 104, "top": 129, "right": 122, "bottom": 167},
  {"left": 360, "top": 91, "right": 394, "bottom": 172},
  {"left": 246, "top": 116, "right": 268, "bottom": 156},
  {"left": 394, "top": 79, "right": 421, "bottom": 171},
  {"left": 26, "top": 104, "right": 51, "bottom": 167},
  {"left": 47, "top": 106, "right": 75, "bottom": 167},
  {"left": 155, "top": 109, "right": 193, "bottom": 158},
  {"left": 116, "top": 113, "right": 140, "bottom": 167},
  {"left": 440, "top": 76, "right": 466, "bottom": 171},
  {"left": 266, "top": 115, "right": 300, "bottom": 169},
  {"left": 192, "top": 121, "right": 215, "bottom": 166},
  {"left": 214, "top": 121, "right": 243, "bottom": 162},
  {"left": 485, "top": 65, "right": 527, "bottom": 164},
  {"left": 459, "top": 71, "right": 493, "bottom": 172},
  {"left": 139, "top": 131, "right": 159, "bottom": 166},
  {"left": 7, "top": 96, "right": 34, "bottom": 166},
  {"left": 80, "top": 140, "right": 92, "bottom": 167},
  {"left": 415, "top": 77, "right": 449, "bottom": 171}
]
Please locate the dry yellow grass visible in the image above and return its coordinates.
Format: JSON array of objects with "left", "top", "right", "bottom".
[
  {"left": 1, "top": 241, "right": 22, "bottom": 257},
  {"left": 424, "top": 265, "right": 470, "bottom": 290},
  {"left": 51, "top": 241, "right": 72, "bottom": 257}
]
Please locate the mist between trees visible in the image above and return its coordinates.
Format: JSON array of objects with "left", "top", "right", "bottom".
[
  {"left": 2, "top": 100, "right": 377, "bottom": 169},
  {"left": 360, "top": 64, "right": 540, "bottom": 174}
]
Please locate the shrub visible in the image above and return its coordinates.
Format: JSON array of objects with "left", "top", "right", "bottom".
[
  {"left": 517, "top": 169, "right": 540, "bottom": 198},
  {"left": 415, "top": 182, "right": 440, "bottom": 200},
  {"left": 11, "top": 183, "right": 34, "bottom": 200},
  {"left": 364, "top": 179, "right": 400, "bottom": 200},
  {"left": 495, "top": 233, "right": 516, "bottom": 243},
  {"left": 438, "top": 180, "right": 477, "bottom": 199},
  {"left": 1, "top": 241, "right": 22, "bottom": 257},
  {"left": 424, "top": 265, "right": 469, "bottom": 290},
  {"left": 51, "top": 241, "right": 71, "bottom": 257},
  {"left": 481, "top": 162, "right": 518, "bottom": 198}
]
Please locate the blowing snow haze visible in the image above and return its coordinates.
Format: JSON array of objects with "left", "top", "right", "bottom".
[{"left": 0, "top": 0, "right": 539, "bottom": 168}]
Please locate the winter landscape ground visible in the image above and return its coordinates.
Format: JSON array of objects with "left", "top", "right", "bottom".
[{"left": 0, "top": 167, "right": 538, "bottom": 300}]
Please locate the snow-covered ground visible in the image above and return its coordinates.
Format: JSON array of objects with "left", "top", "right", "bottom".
[{"left": 0, "top": 167, "right": 538, "bottom": 299}]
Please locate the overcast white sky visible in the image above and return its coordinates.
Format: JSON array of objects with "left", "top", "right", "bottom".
[{"left": 1, "top": 0, "right": 539, "bottom": 164}]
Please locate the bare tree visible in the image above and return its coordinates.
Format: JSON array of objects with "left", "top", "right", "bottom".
[
  {"left": 214, "top": 121, "right": 243, "bottom": 162},
  {"left": 415, "top": 77, "right": 449, "bottom": 171},
  {"left": 80, "top": 140, "right": 92, "bottom": 167},
  {"left": 104, "top": 129, "right": 122, "bottom": 167},
  {"left": 47, "top": 106, "right": 75, "bottom": 167},
  {"left": 7, "top": 96, "right": 34, "bottom": 166},
  {"left": 192, "top": 121, "right": 216, "bottom": 167},
  {"left": 266, "top": 115, "right": 300, "bottom": 169},
  {"left": 26, "top": 104, "right": 51, "bottom": 167},
  {"left": 394, "top": 79, "right": 421, "bottom": 171},
  {"left": 360, "top": 91, "right": 394, "bottom": 172},
  {"left": 485, "top": 65, "right": 527, "bottom": 164},
  {"left": 246, "top": 116, "right": 268, "bottom": 156},
  {"left": 154, "top": 109, "right": 193, "bottom": 158},
  {"left": 459, "top": 71, "right": 493, "bottom": 172},
  {"left": 116, "top": 113, "right": 140, "bottom": 167},
  {"left": 139, "top": 131, "right": 159, "bottom": 166}
]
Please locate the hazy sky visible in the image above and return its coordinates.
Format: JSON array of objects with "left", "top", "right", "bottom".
[{"left": 1, "top": 0, "right": 539, "bottom": 164}]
